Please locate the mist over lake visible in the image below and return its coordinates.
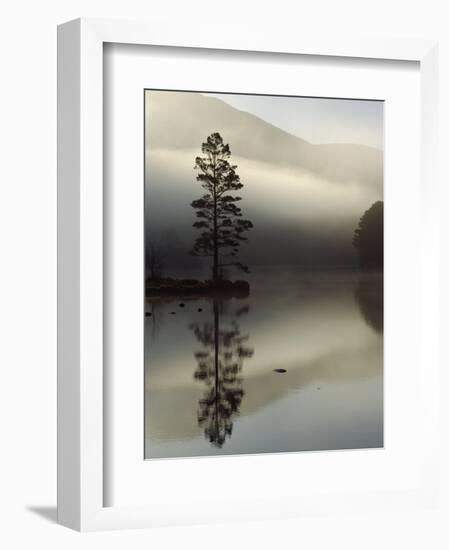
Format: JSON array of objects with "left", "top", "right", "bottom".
[{"left": 145, "top": 91, "right": 383, "bottom": 272}]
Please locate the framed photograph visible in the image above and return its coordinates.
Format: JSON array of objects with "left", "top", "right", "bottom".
[
  {"left": 143, "top": 89, "right": 384, "bottom": 459},
  {"left": 57, "top": 18, "right": 440, "bottom": 530}
]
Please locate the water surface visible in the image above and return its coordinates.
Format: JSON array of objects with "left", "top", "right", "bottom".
[{"left": 144, "top": 269, "right": 383, "bottom": 458}]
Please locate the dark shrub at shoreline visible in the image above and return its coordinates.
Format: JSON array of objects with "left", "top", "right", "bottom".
[{"left": 145, "top": 278, "right": 250, "bottom": 298}]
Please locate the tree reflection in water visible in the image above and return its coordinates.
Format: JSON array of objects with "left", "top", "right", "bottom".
[
  {"left": 190, "top": 300, "right": 253, "bottom": 448},
  {"left": 354, "top": 273, "right": 383, "bottom": 334}
]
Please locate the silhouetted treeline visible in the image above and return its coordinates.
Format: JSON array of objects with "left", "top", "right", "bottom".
[{"left": 353, "top": 201, "right": 383, "bottom": 269}]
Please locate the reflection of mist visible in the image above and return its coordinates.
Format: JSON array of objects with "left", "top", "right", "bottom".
[
  {"left": 190, "top": 300, "right": 253, "bottom": 448},
  {"left": 354, "top": 273, "right": 383, "bottom": 333}
]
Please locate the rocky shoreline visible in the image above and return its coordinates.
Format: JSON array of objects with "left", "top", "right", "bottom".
[{"left": 145, "top": 278, "right": 250, "bottom": 298}]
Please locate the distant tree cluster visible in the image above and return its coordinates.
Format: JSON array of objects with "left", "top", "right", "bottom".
[{"left": 353, "top": 201, "right": 384, "bottom": 269}]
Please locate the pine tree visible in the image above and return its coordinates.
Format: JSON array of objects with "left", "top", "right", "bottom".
[{"left": 190, "top": 133, "right": 253, "bottom": 283}]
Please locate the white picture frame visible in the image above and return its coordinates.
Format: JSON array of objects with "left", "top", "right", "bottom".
[{"left": 57, "top": 17, "right": 439, "bottom": 531}]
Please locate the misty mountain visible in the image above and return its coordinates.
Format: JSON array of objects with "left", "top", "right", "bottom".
[
  {"left": 147, "top": 92, "right": 382, "bottom": 190},
  {"left": 145, "top": 91, "right": 383, "bottom": 273}
]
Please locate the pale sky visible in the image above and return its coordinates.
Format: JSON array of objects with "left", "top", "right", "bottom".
[{"left": 206, "top": 93, "right": 383, "bottom": 150}]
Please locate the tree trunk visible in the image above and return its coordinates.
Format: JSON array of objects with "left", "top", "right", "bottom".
[
  {"left": 212, "top": 158, "right": 218, "bottom": 284},
  {"left": 213, "top": 225, "right": 218, "bottom": 283}
]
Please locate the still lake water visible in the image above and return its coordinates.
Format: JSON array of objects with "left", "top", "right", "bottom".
[{"left": 144, "top": 269, "right": 383, "bottom": 459}]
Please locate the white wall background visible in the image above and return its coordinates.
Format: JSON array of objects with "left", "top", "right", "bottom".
[{"left": 0, "top": 0, "right": 448, "bottom": 548}]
